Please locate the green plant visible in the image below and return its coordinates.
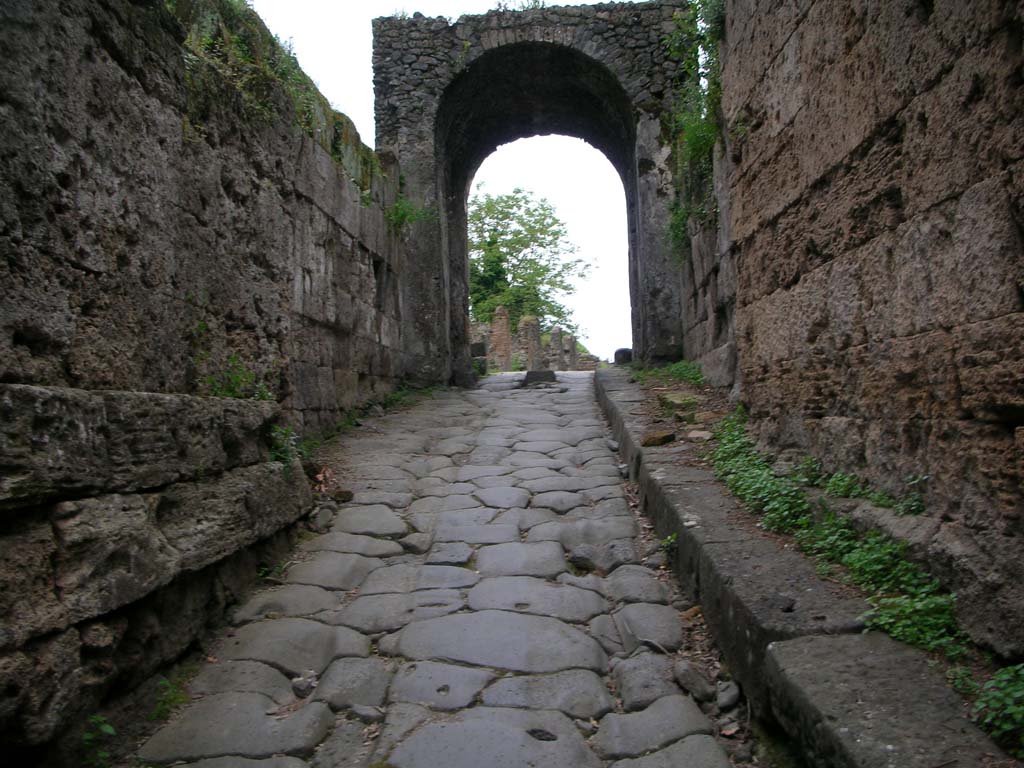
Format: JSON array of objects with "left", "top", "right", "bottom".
[
  {"left": 710, "top": 407, "right": 967, "bottom": 660},
  {"left": 630, "top": 359, "right": 704, "bottom": 388},
  {"left": 203, "top": 354, "right": 265, "bottom": 398},
  {"left": 823, "top": 472, "right": 868, "bottom": 498},
  {"left": 710, "top": 408, "right": 810, "bottom": 534},
  {"left": 468, "top": 187, "right": 587, "bottom": 332},
  {"left": 973, "top": 663, "right": 1024, "bottom": 757},
  {"left": 270, "top": 424, "right": 301, "bottom": 463},
  {"left": 663, "top": 0, "right": 725, "bottom": 250},
  {"left": 82, "top": 714, "right": 116, "bottom": 768},
  {"left": 149, "top": 673, "right": 191, "bottom": 722},
  {"left": 658, "top": 533, "right": 678, "bottom": 554},
  {"left": 385, "top": 195, "right": 433, "bottom": 234},
  {"left": 867, "top": 591, "right": 965, "bottom": 658},
  {"left": 790, "top": 456, "right": 824, "bottom": 486},
  {"left": 946, "top": 665, "right": 980, "bottom": 696}
]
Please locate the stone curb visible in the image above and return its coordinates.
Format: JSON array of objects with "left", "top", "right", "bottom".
[{"left": 594, "top": 367, "right": 1006, "bottom": 768}]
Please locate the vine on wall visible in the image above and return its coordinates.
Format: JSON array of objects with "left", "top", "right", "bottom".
[{"left": 663, "top": 0, "right": 725, "bottom": 259}]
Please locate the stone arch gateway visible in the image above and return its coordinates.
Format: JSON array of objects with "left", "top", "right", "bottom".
[{"left": 373, "top": 2, "right": 686, "bottom": 384}]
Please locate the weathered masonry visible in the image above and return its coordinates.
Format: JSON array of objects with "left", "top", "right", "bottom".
[{"left": 373, "top": 2, "right": 691, "bottom": 386}]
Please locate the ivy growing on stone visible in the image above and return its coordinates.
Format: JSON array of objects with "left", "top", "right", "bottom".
[{"left": 663, "top": 0, "right": 725, "bottom": 258}]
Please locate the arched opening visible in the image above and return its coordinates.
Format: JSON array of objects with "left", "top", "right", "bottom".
[
  {"left": 435, "top": 41, "right": 640, "bottom": 384},
  {"left": 470, "top": 136, "right": 630, "bottom": 362}
]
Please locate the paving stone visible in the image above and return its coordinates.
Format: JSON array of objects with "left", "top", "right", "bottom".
[
  {"left": 673, "top": 660, "right": 716, "bottom": 703},
  {"left": 520, "top": 475, "right": 611, "bottom": 494},
  {"left": 605, "top": 565, "right": 670, "bottom": 604},
  {"left": 398, "top": 532, "right": 433, "bottom": 553},
  {"left": 717, "top": 679, "right": 741, "bottom": 710},
  {"left": 467, "top": 576, "right": 609, "bottom": 621},
  {"left": 481, "top": 669, "right": 614, "bottom": 719},
  {"left": 613, "top": 652, "right": 679, "bottom": 711},
  {"left": 506, "top": 452, "right": 565, "bottom": 469},
  {"left": 408, "top": 496, "right": 443, "bottom": 515},
  {"left": 456, "top": 465, "right": 514, "bottom": 481},
  {"left": 233, "top": 585, "right": 340, "bottom": 624},
  {"left": 187, "top": 757, "right": 309, "bottom": 768},
  {"left": 492, "top": 507, "right": 560, "bottom": 530},
  {"left": 189, "top": 660, "right": 295, "bottom": 706},
  {"left": 593, "top": 695, "right": 712, "bottom": 759},
  {"left": 138, "top": 692, "right": 332, "bottom": 763},
  {"left": 513, "top": 467, "right": 560, "bottom": 480},
  {"left": 332, "top": 505, "right": 408, "bottom": 537},
  {"left": 425, "top": 541, "right": 474, "bottom": 565},
  {"left": 588, "top": 614, "right": 625, "bottom": 655},
  {"left": 389, "top": 661, "right": 495, "bottom": 710},
  {"left": 434, "top": 523, "right": 519, "bottom": 544},
  {"left": 517, "top": 428, "right": 603, "bottom": 445},
  {"left": 360, "top": 564, "right": 480, "bottom": 594},
  {"left": 299, "top": 531, "right": 403, "bottom": 557},
  {"left": 219, "top": 618, "right": 369, "bottom": 676},
  {"left": 436, "top": 507, "right": 499, "bottom": 525},
  {"left": 473, "top": 486, "right": 531, "bottom": 509},
  {"left": 371, "top": 702, "right": 433, "bottom": 761},
  {"left": 310, "top": 718, "right": 371, "bottom": 768},
  {"left": 387, "top": 706, "right": 601, "bottom": 768},
  {"left": 570, "top": 539, "right": 638, "bottom": 574},
  {"left": 608, "top": 734, "right": 731, "bottom": 768},
  {"left": 527, "top": 517, "right": 637, "bottom": 547},
  {"left": 350, "top": 491, "right": 414, "bottom": 508},
  {"left": 513, "top": 440, "right": 571, "bottom": 453},
  {"left": 441, "top": 494, "right": 481, "bottom": 511},
  {"left": 395, "top": 610, "right": 607, "bottom": 673},
  {"left": 315, "top": 657, "right": 394, "bottom": 710},
  {"left": 530, "top": 490, "right": 585, "bottom": 513},
  {"left": 416, "top": 481, "right": 477, "bottom": 496},
  {"left": 475, "top": 542, "right": 567, "bottom": 578},
  {"left": 613, "top": 603, "right": 683, "bottom": 653},
  {"left": 472, "top": 474, "right": 522, "bottom": 489},
  {"left": 557, "top": 571, "right": 606, "bottom": 594},
  {"left": 324, "top": 590, "right": 464, "bottom": 633},
  {"left": 285, "top": 552, "right": 382, "bottom": 591}
]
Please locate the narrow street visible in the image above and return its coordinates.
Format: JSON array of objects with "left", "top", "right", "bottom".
[{"left": 137, "top": 372, "right": 731, "bottom": 767}]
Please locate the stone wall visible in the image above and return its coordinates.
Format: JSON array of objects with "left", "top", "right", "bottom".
[
  {"left": 721, "top": 0, "right": 1024, "bottom": 657},
  {"left": 0, "top": 0, "right": 412, "bottom": 752},
  {"left": 373, "top": 2, "right": 688, "bottom": 383},
  {"left": 1, "top": 0, "right": 408, "bottom": 437}
]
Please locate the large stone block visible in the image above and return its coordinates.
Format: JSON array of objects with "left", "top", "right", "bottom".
[
  {"left": 0, "top": 385, "right": 277, "bottom": 510},
  {"left": 0, "top": 462, "right": 311, "bottom": 650}
]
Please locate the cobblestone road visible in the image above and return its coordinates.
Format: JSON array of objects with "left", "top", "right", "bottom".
[{"left": 138, "top": 372, "right": 731, "bottom": 768}]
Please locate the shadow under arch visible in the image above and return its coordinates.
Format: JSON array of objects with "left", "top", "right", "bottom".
[{"left": 434, "top": 41, "right": 640, "bottom": 384}]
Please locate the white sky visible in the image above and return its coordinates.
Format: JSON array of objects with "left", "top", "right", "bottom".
[{"left": 251, "top": 1, "right": 634, "bottom": 360}]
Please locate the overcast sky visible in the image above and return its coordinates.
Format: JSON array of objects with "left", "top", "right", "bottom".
[{"left": 250, "top": 1, "right": 634, "bottom": 360}]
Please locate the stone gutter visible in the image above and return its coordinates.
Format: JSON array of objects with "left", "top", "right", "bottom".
[{"left": 594, "top": 367, "right": 1007, "bottom": 768}]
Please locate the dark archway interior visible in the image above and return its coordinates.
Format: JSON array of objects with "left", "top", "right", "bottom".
[{"left": 435, "top": 42, "right": 638, "bottom": 383}]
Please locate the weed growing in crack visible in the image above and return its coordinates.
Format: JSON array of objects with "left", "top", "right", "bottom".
[
  {"left": 149, "top": 669, "right": 193, "bottom": 722},
  {"left": 972, "top": 664, "right": 1024, "bottom": 758},
  {"left": 81, "top": 715, "right": 116, "bottom": 768}
]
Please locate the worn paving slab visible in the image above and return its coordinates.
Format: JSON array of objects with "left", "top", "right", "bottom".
[{"left": 138, "top": 373, "right": 731, "bottom": 768}]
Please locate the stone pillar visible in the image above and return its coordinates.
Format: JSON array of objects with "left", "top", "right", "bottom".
[
  {"left": 549, "top": 326, "right": 565, "bottom": 371},
  {"left": 490, "top": 306, "right": 512, "bottom": 371},
  {"left": 519, "top": 315, "right": 542, "bottom": 371},
  {"left": 565, "top": 333, "right": 578, "bottom": 370}
]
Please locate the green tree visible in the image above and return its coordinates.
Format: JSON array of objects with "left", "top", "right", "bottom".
[{"left": 468, "top": 187, "right": 588, "bottom": 332}]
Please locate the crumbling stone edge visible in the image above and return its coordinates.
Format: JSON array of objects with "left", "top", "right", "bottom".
[{"left": 594, "top": 367, "right": 1007, "bottom": 768}]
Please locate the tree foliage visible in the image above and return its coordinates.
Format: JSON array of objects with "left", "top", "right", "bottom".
[{"left": 468, "top": 187, "right": 588, "bottom": 333}]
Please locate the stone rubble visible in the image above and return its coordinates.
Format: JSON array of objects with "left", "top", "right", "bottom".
[{"left": 137, "top": 372, "right": 732, "bottom": 767}]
